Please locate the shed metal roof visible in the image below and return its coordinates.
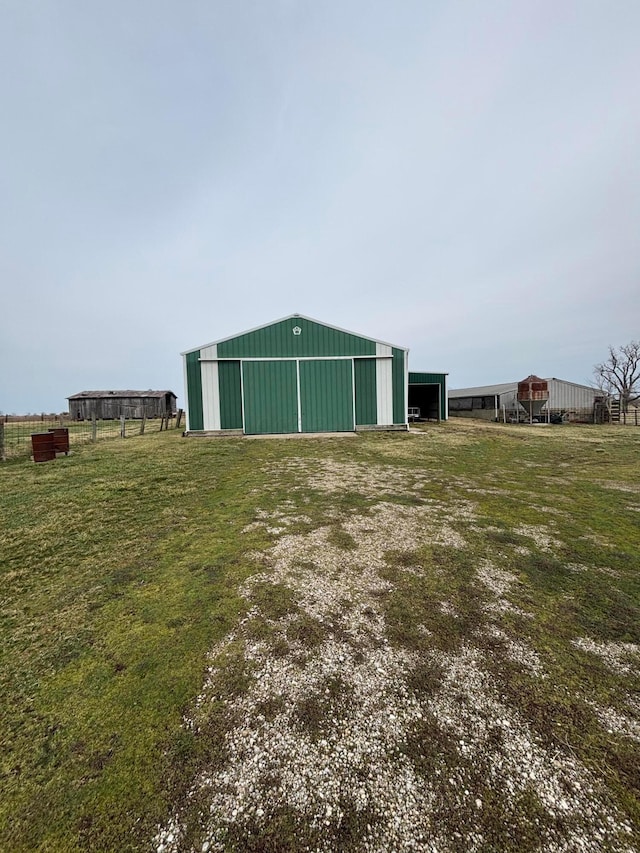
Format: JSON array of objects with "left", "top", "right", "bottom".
[
  {"left": 68, "top": 390, "right": 176, "bottom": 400},
  {"left": 448, "top": 382, "right": 517, "bottom": 397},
  {"left": 449, "top": 378, "right": 597, "bottom": 398}
]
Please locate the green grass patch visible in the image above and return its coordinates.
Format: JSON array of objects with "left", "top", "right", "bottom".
[{"left": 1, "top": 421, "right": 639, "bottom": 850}]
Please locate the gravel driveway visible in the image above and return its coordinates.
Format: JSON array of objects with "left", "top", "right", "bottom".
[{"left": 155, "top": 459, "right": 638, "bottom": 853}]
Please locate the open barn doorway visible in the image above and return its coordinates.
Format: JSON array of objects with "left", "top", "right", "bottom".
[{"left": 408, "top": 383, "right": 441, "bottom": 421}]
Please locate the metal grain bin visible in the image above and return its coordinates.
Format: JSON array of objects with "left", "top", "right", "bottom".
[{"left": 518, "top": 375, "right": 549, "bottom": 421}]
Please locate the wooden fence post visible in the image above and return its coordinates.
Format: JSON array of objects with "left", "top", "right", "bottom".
[
  {"left": 120, "top": 415, "right": 126, "bottom": 438},
  {"left": 0, "top": 422, "right": 5, "bottom": 462},
  {"left": 140, "top": 414, "right": 146, "bottom": 435},
  {"left": 92, "top": 413, "right": 97, "bottom": 442}
]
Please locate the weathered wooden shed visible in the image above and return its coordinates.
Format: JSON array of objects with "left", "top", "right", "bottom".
[
  {"left": 182, "top": 314, "right": 409, "bottom": 435},
  {"left": 68, "top": 390, "right": 177, "bottom": 420}
]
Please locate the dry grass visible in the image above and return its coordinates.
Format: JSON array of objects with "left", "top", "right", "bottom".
[
  {"left": 1, "top": 420, "right": 639, "bottom": 851},
  {"left": 155, "top": 424, "right": 639, "bottom": 853}
]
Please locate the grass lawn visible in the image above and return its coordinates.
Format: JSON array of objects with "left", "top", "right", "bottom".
[
  {"left": 2, "top": 418, "right": 171, "bottom": 461},
  {"left": 0, "top": 420, "right": 638, "bottom": 852}
]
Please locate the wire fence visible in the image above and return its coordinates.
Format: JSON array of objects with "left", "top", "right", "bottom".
[{"left": 0, "top": 410, "right": 184, "bottom": 462}]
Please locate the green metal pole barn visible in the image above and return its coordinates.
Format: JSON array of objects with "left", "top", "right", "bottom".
[
  {"left": 181, "top": 315, "right": 409, "bottom": 436},
  {"left": 407, "top": 372, "right": 449, "bottom": 422}
]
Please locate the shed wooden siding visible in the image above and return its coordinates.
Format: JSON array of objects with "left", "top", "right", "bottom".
[{"left": 68, "top": 391, "right": 177, "bottom": 421}]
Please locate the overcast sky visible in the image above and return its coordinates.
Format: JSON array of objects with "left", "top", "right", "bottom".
[{"left": 1, "top": 1, "right": 638, "bottom": 412}]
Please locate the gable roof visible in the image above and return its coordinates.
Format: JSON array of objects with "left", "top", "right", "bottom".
[
  {"left": 449, "top": 377, "right": 597, "bottom": 398},
  {"left": 180, "top": 314, "right": 407, "bottom": 356},
  {"left": 448, "top": 382, "right": 518, "bottom": 397},
  {"left": 68, "top": 390, "right": 176, "bottom": 400}
]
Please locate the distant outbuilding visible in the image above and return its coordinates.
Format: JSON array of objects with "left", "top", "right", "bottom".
[
  {"left": 68, "top": 390, "right": 177, "bottom": 420},
  {"left": 408, "top": 372, "right": 448, "bottom": 421},
  {"left": 181, "top": 314, "right": 409, "bottom": 435},
  {"left": 448, "top": 378, "right": 603, "bottom": 423}
]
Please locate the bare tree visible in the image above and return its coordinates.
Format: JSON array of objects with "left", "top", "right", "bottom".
[{"left": 593, "top": 341, "right": 640, "bottom": 413}]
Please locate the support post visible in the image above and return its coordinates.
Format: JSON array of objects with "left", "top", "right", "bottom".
[
  {"left": 92, "top": 413, "right": 97, "bottom": 442},
  {"left": 0, "top": 422, "right": 5, "bottom": 462}
]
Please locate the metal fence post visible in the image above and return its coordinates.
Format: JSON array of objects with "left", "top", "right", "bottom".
[{"left": 0, "top": 422, "right": 5, "bottom": 462}]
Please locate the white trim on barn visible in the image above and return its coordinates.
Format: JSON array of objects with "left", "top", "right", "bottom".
[
  {"left": 183, "top": 359, "right": 191, "bottom": 432},
  {"left": 376, "top": 358, "right": 394, "bottom": 426}
]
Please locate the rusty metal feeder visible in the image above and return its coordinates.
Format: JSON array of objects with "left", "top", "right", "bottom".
[
  {"left": 517, "top": 375, "right": 549, "bottom": 424},
  {"left": 31, "top": 433, "right": 56, "bottom": 462}
]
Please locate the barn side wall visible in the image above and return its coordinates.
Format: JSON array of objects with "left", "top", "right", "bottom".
[{"left": 185, "top": 351, "right": 204, "bottom": 431}]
